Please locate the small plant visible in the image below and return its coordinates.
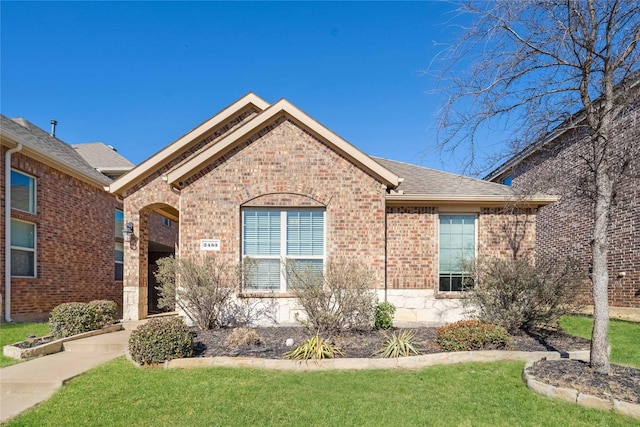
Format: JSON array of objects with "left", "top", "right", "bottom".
[
  {"left": 224, "top": 327, "right": 263, "bottom": 348},
  {"left": 288, "top": 257, "right": 377, "bottom": 334},
  {"left": 375, "top": 330, "right": 420, "bottom": 358},
  {"left": 436, "top": 320, "right": 510, "bottom": 352},
  {"left": 374, "top": 301, "right": 396, "bottom": 330},
  {"left": 283, "top": 333, "right": 343, "bottom": 360},
  {"left": 49, "top": 302, "right": 98, "bottom": 338},
  {"left": 128, "top": 317, "right": 193, "bottom": 365}
]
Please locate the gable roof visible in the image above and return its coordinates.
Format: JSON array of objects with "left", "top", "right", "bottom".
[
  {"left": 375, "top": 157, "right": 557, "bottom": 207},
  {"left": 72, "top": 142, "right": 135, "bottom": 176},
  {"left": 109, "top": 92, "right": 270, "bottom": 194},
  {"left": 163, "top": 98, "right": 400, "bottom": 189},
  {"left": 1, "top": 115, "right": 112, "bottom": 187}
]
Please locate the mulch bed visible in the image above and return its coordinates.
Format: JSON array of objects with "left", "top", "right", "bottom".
[
  {"left": 191, "top": 326, "right": 590, "bottom": 359},
  {"left": 192, "top": 326, "right": 640, "bottom": 405}
]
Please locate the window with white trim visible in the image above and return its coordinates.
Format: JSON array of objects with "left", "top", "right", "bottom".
[
  {"left": 439, "top": 214, "right": 476, "bottom": 292},
  {"left": 242, "top": 209, "right": 324, "bottom": 291},
  {"left": 115, "top": 209, "right": 124, "bottom": 238},
  {"left": 11, "top": 170, "right": 36, "bottom": 213},
  {"left": 11, "top": 219, "right": 36, "bottom": 277},
  {"left": 115, "top": 242, "right": 124, "bottom": 281}
]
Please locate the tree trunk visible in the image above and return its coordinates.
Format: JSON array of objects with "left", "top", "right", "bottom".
[{"left": 590, "top": 165, "right": 611, "bottom": 374}]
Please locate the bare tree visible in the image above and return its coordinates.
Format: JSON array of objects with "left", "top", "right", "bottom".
[{"left": 435, "top": 0, "right": 640, "bottom": 374}]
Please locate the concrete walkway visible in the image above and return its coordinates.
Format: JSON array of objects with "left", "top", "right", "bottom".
[{"left": 0, "top": 322, "right": 139, "bottom": 423}]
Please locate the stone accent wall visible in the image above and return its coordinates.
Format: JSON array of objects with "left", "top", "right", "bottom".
[
  {"left": 509, "top": 103, "right": 640, "bottom": 307},
  {"left": 1, "top": 149, "right": 122, "bottom": 321}
]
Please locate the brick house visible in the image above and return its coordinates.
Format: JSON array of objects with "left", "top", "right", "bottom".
[
  {"left": 485, "top": 96, "right": 640, "bottom": 308},
  {"left": 1, "top": 117, "right": 129, "bottom": 321},
  {"left": 110, "top": 93, "right": 556, "bottom": 324}
]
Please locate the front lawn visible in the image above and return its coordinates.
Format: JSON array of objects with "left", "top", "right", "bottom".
[
  {"left": 5, "top": 360, "right": 637, "bottom": 426},
  {"left": 4, "top": 316, "right": 639, "bottom": 426},
  {"left": 0, "top": 322, "right": 50, "bottom": 368},
  {"left": 560, "top": 315, "right": 640, "bottom": 368}
]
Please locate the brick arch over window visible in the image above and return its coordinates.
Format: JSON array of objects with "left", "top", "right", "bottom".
[
  {"left": 241, "top": 192, "right": 326, "bottom": 208},
  {"left": 237, "top": 183, "right": 332, "bottom": 207}
]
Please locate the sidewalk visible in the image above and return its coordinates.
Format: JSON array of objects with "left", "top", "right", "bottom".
[{"left": 0, "top": 321, "right": 140, "bottom": 423}]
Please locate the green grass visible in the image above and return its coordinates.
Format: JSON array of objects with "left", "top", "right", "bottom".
[
  {"left": 0, "top": 322, "right": 50, "bottom": 367},
  {"left": 560, "top": 315, "right": 640, "bottom": 368},
  {"left": 5, "top": 358, "right": 637, "bottom": 426},
  {"left": 4, "top": 316, "right": 639, "bottom": 426}
]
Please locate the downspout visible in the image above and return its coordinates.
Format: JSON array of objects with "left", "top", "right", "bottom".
[{"left": 5, "top": 143, "right": 23, "bottom": 322}]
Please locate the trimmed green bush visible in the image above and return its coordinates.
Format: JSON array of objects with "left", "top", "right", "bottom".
[
  {"left": 49, "top": 302, "right": 100, "bottom": 338},
  {"left": 374, "top": 301, "right": 396, "bottom": 330},
  {"left": 128, "top": 317, "right": 194, "bottom": 365},
  {"left": 436, "top": 320, "right": 510, "bottom": 352},
  {"left": 49, "top": 300, "right": 118, "bottom": 339},
  {"left": 88, "top": 300, "right": 118, "bottom": 327}
]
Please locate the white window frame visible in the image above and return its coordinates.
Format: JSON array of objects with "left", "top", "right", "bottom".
[
  {"left": 438, "top": 213, "right": 477, "bottom": 293},
  {"left": 115, "top": 242, "right": 124, "bottom": 281},
  {"left": 11, "top": 169, "right": 37, "bottom": 214},
  {"left": 242, "top": 208, "right": 325, "bottom": 292},
  {"left": 162, "top": 217, "right": 173, "bottom": 228},
  {"left": 10, "top": 218, "right": 37, "bottom": 278},
  {"left": 115, "top": 209, "right": 124, "bottom": 238}
]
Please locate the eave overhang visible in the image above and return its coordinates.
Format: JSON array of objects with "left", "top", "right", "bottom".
[
  {"left": 1, "top": 130, "right": 109, "bottom": 189},
  {"left": 385, "top": 194, "right": 559, "bottom": 208},
  {"left": 109, "top": 92, "right": 270, "bottom": 196}
]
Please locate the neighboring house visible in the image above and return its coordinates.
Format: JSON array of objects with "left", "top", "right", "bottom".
[
  {"left": 485, "top": 97, "right": 640, "bottom": 308},
  {"left": 110, "top": 93, "right": 555, "bottom": 324}
]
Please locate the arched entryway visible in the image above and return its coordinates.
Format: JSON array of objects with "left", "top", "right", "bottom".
[{"left": 122, "top": 202, "right": 179, "bottom": 320}]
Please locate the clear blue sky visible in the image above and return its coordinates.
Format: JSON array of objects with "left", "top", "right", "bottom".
[{"left": 2, "top": 1, "right": 477, "bottom": 172}]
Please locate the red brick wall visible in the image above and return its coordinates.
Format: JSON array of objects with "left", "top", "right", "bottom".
[
  {"left": 178, "top": 118, "right": 387, "bottom": 282},
  {"left": 385, "top": 206, "right": 537, "bottom": 290},
  {"left": 147, "top": 212, "right": 178, "bottom": 249},
  {"left": 509, "top": 103, "right": 640, "bottom": 307},
  {"left": 1, "top": 148, "right": 123, "bottom": 321}
]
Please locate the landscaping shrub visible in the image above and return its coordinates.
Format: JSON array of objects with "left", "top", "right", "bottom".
[
  {"left": 288, "top": 257, "right": 377, "bottom": 335},
  {"left": 436, "top": 320, "right": 510, "bottom": 352},
  {"left": 224, "top": 327, "right": 263, "bottom": 348},
  {"left": 128, "top": 317, "right": 193, "bottom": 365},
  {"left": 88, "top": 300, "right": 118, "bottom": 327},
  {"left": 155, "top": 256, "right": 246, "bottom": 330},
  {"left": 375, "top": 330, "right": 420, "bottom": 358},
  {"left": 49, "top": 302, "right": 101, "bottom": 338},
  {"left": 283, "top": 333, "right": 343, "bottom": 360},
  {"left": 374, "top": 301, "right": 396, "bottom": 330},
  {"left": 463, "top": 257, "right": 586, "bottom": 333}
]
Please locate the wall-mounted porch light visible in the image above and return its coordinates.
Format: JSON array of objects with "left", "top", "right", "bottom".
[{"left": 122, "top": 222, "right": 134, "bottom": 242}]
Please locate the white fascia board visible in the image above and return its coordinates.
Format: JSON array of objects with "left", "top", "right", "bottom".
[
  {"left": 109, "top": 92, "right": 270, "bottom": 195},
  {"left": 385, "top": 194, "right": 559, "bottom": 208},
  {"left": 166, "top": 99, "right": 400, "bottom": 188}
]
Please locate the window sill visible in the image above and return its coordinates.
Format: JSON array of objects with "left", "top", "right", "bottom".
[
  {"left": 435, "top": 292, "right": 469, "bottom": 300},
  {"left": 239, "top": 291, "right": 296, "bottom": 299}
]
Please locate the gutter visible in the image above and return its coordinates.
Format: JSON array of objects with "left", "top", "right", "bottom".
[{"left": 5, "top": 143, "right": 23, "bottom": 322}]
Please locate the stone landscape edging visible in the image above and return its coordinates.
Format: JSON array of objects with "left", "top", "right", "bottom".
[
  {"left": 523, "top": 359, "right": 640, "bottom": 420},
  {"left": 163, "top": 350, "right": 562, "bottom": 371},
  {"left": 2, "top": 323, "right": 123, "bottom": 360}
]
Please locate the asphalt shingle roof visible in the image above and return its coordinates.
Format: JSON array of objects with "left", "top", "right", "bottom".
[
  {"left": 1, "top": 115, "right": 112, "bottom": 185},
  {"left": 372, "top": 157, "right": 515, "bottom": 197},
  {"left": 72, "top": 142, "right": 135, "bottom": 170}
]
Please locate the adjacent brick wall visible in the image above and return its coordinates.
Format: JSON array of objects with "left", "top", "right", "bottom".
[
  {"left": 1, "top": 149, "right": 123, "bottom": 321},
  {"left": 509, "top": 103, "right": 640, "bottom": 307}
]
